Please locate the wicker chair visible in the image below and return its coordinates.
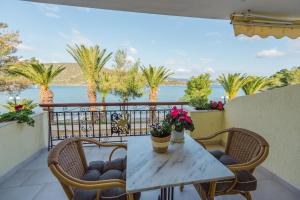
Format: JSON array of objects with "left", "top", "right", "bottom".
[
  {"left": 194, "top": 128, "right": 269, "bottom": 200},
  {"left": 48, "top": 138, "right": 139, "bottom": 200}
]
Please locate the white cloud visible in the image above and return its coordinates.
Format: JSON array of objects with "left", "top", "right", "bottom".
[
  {"left": 165, "top": 58, "right": 177, "bottom": 66},
  {"left": 288, "top": 38, "right": 300, "bottom": 53},
  {"left": 237, "top": 35, "right": 261, "bottom": 41},
  {"left": 205, "top": 67, "right": 215, "bottom": 74},
  {"left": 71, "top": 29, "right": 92, "bottom": 45},
  {"left": 126, "top": 55, "right": 135, "bottom": 63},
  {"left": 17, "top": 43, "right": 36, "bottom": 51},
  {"left": 45, "top": 12, "right": 60, "bottom": 18},
  {"left": 256, "top": 48, "right": 285, "bottom": 58},
  {"left": 128, "top": 47, "right": 137, "bottom": 54},
  {"left": 176, "top": 68, "right": 191, "bottom": 73},
  {"left": 199, "top": 57, "right": 213, "bottom": 64},
  {"left": 38, "top": 4, "right": 61, "bottom": 18},
  {"left": 58, "top": 29, "right": 93, "bottom": 46},
  {"left": 58, "top": 32, "right": 69, "bottom": 40}
]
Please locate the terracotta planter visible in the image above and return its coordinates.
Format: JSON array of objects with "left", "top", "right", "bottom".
[
  {"left": 171, "top": 130, "right": 185, "bottom": 143},
  {"left": 151, "top": 135, "right": 171, "bottom": 153}
]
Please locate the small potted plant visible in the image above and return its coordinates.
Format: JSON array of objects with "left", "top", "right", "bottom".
[
  {"left": 167, "top": 106, "right": 195, "bottom": 143},
  {"left": 150, "top": 120, "right": 172, "bottom": 153},
  {"left": 0, "top": 99, "right": 37, "bottom": 126}
]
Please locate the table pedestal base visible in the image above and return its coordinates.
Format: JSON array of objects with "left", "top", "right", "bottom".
[{"left": 158, "top": 187, "right": 174, "bottom": 200}]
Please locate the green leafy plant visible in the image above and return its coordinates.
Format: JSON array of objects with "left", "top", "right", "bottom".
[
  {"left": 217, "top": 73, "right": 248, "bottom": 100},
  {"left": 150, "top": 120, "right": 172, "bottom": 138},
  {"left": 242, "top": 76, "right": 270, "bottom": 95},
  {"left": 8, "top": 63, "right": 65, "bottom": 104},
  {"left": 67, "top": 44, "right": 112, "bottom": 105},
  {"left": 2, "top": 99, "right": 38, "bottom": 112},
  {"left": 113, "top": 50, "right": 146, "bottom": 102},
  {"left": 0, "top": 105, "right": 35, "bottom": 126},
  {"left": 184, "top": 73, "right": 212, "bottom": 101},
  {"left": 189, "top": 96, "right": 209, "bottom": 110},
  {"left": 141, "top": 65, "right": 174, "bottom": 102}
]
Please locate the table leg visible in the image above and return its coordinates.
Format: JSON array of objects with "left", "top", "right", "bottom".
[
  {"left": 207, "top": 181, "right": 217, "bottom": 200},
  {"left": 158, "top": 187, "right": 174, "bottom": 200},
  {"left": 127, "top": 193, "right": 134, "bottom": 200}
]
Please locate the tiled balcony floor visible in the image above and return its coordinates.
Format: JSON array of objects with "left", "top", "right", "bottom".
[{"left": 0, "top": 147, "right": 299, "bottom": 200}]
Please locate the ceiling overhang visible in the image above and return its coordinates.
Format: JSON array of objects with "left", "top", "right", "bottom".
[{"left": 25, "top": 0, "right": 300, "bottom": 20}]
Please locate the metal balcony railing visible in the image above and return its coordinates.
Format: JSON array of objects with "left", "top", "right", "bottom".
[{"left": 40, "top": 102, "right": 188, "bottom": 149}]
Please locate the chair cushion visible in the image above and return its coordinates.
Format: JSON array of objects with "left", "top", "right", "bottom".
[
  {"left": 209, "top": 150, "right": 238, "bottom": 165},
  {"left": 81, "top": 169, "right": 101, "bottom": 181},
  {"left": 88, "top": 161, "right": 105, "bottom": 173},
  {"left": 103, "top": 158, "right": 125, "bottom": 172},
  {"left": 210, "top": 150, "right": 224, "bottom": 160},
  {"left": 73, "top": 157, "right": 140, "bottom": 200},
  {"left": 99, "top": 169, "right": 123, "bottom": 180},
  {"left": 197, "top": 151, "right": 257, "bottom": 193}
]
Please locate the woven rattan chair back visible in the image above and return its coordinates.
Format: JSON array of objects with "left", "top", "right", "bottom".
[
  {"left": 225, "top": 128, "right": 268, "bottom": 165},
  {"left": 48, "top": 138, "right": 87, "bottom": 179},
  {"left": 48, "top": 138, "right": 89, "bottom": 199}
]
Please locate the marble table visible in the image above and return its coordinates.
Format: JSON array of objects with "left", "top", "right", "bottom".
[{"left": 126, "top": 134, "right": 234, "bottom": 200}]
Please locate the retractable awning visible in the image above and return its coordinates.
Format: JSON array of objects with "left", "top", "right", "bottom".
[{"left": 231, "top": 12, "right": 300, "bottom": 39}]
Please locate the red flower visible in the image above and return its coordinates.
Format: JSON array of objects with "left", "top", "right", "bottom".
[
  {"left": 212, "top": 102, "right": 218, "bottom": 108},
  {"left": 15, "top": 105, "right": 23, "bottom": 111},
  {"left": 170, "top": 109, "right": 179, "bottom": 118},
  {"left": 218, "top": 101, "right": 223, "bottom": 105},
  {"left": 218, "top": 104, "right": 223, "bottom": 110},
  {"left": 179, "top": 116, "right": 185, "bottom": 121},
  {"left": 186, "top": 117, "right": 192, "bottom": 123}
]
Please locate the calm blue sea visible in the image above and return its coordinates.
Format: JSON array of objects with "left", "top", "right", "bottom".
[{"left": 0, "top": 85, "right": 244, "bottom": 107}]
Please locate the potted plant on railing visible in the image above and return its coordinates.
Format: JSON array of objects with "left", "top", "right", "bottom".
[
  {"left": 150, "top": 120, "right": 172, "bottom": 153},
  {"left": 166, "top": 106, "right": 195, "bottom": 143},
  {"left": 0, "top": 99, "right": 37, "bottom": 126}
]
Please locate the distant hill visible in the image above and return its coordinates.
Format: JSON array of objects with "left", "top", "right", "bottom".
[{"left": 47, "top": 63, "right": 187, "bottom": 86}]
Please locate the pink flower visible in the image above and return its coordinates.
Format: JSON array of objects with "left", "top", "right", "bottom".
[
  {"left": 183, "top": 110, "right": 188, "bottom": 117},
  {"left": 171, "top": 110, "right": 179, "bottom": 118},
  {"left": 186, "top": 117, "right": 192, "bottom": 123},
  {"left": 218, "top": 104, "right": 223, "bottom": 110}
]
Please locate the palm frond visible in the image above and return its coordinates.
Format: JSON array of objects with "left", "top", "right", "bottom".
[
  {"left": 141, "top": 65, "right": 174, "bottom": 89},
  {"left": 217, "top": 73, "right": 248, "bottom": 100}
]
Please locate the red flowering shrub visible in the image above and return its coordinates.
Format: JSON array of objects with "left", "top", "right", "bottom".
[
  {"left": 209, "top": 101, "right": 224, "bottom": 111},
  {"left": 166, "top": 106, "right": 195, "bottom": 132}
]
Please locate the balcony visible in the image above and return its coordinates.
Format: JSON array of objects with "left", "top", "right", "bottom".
[{"left": 0, "top": 85, "right": 299, "bottom": 199}]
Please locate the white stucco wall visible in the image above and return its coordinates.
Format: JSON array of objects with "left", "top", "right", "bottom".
[
  {"left": 0, "top": 112, "right": 48, "bottom": 178},
  {"left": 224, "top": 84, "right": 300, "bottom": 189}
]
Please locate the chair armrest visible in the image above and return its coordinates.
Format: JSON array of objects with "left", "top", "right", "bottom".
[
  {"left": 78, "top": 138, "right": 127, "bottom": 149},
  {"left": 51, "top": 165, "right": 126, "bottom": 190},
  {"left": 194, "top": 129, "right": 229, "bottom": 149},
  {"left": 109, "top": 146, "right": 127, "bottom": 161},
  {"left": 196, "top": 129, "right": 229, "bottom": 141}
]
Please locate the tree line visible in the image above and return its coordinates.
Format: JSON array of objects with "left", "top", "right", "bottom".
[
  {"left": 184, "top": 70, "right": 300, "bottom": 109},
  {"left": 1, "top": 22, "right": 299, "bottom": 110}
]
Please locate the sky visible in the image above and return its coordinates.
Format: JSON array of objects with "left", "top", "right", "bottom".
[{"left": 1, "top": 0, "right": 300, "bottom": 79}]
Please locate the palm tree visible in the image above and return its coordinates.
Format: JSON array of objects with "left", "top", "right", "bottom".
[
  {"left": 8, "top": 63, "right": 65, "bottom": 104},
  {"left": 242, "top": 76, "right": 270, "bottom": 95},
  {"left": 67, "top": 44, "right": 112, "bottom": 105},
  {"left": 217, "top": 73, "right": 248, "bottom": 100},
  {"left": 96, "top": 71, "right": 116, "bottom": 110},
  {"left": 141, "top": 65, "right": 174, "bottom": 102}
]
